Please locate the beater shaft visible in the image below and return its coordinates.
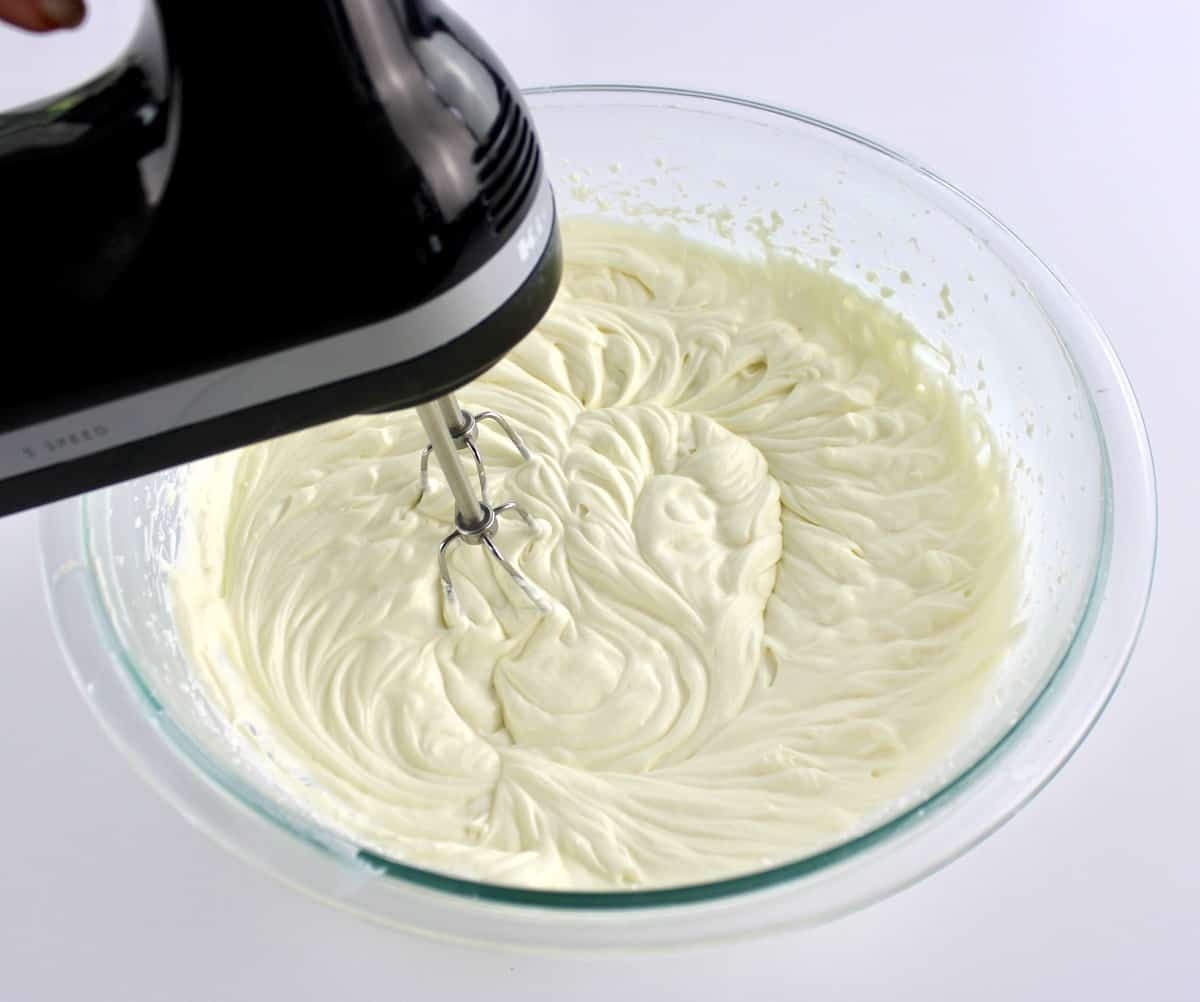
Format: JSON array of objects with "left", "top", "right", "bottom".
[
  {"left": 415, "top": 393, "right": 542, "bottom": 612},
  {"left": 416, "top": 402, "right": 485, "bottom": 528},
  {"left": 435, "top": 393, "right": 469, "bottom": 435}
]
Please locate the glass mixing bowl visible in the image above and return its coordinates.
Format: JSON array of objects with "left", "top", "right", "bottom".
[{"left": 39, "top": 86, "right": 1155, "bottom": 949}]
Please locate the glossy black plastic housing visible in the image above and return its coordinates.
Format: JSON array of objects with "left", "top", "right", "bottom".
[{"left": 0, "top": 0, "right": 560, "bottom": 515}]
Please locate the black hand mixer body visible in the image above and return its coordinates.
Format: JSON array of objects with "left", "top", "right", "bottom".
[{"left": 0, "top": 0, "right": 561, "bottom": 516}]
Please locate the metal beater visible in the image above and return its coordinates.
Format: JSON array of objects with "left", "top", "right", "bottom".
[{"left": 415, "top": 394, "right": 548, "bottom": 612}]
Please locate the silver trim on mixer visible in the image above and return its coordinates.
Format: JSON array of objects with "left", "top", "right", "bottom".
[{"left": 0, "top": 178, "right": 556, "bottom": 482}]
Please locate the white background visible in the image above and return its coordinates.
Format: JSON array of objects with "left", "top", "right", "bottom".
[{"left": 2, "top": 2, "right": 1197, "bottom": 999}]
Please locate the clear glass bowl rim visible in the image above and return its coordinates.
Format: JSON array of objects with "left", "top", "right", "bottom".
[{"left": 39, "top": 84, "right": 1157, "bottom": 927}]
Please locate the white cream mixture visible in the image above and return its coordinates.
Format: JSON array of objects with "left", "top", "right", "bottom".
[{"left": 172, "top": 219, "right": 1020, "bottom": 890}]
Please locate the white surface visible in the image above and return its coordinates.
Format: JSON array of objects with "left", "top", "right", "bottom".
[{"left": 2, "top": 1, "right": 1196, "bottom": 999}]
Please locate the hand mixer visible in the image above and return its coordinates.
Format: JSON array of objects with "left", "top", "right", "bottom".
[{"left": 0, "top": 0, "right": 561, "bottom": 602}]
